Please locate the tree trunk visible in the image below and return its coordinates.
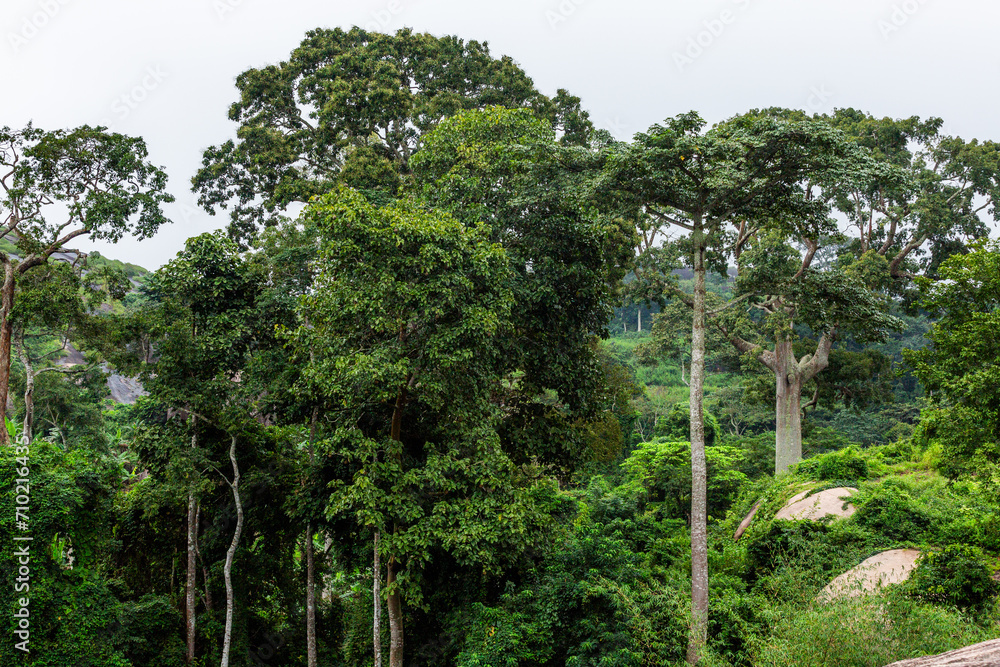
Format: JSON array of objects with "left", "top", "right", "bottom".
[
  {"left": 686, "top": 221, "right": 708, "bottom": 665},
  {"left": 385, "top": 385, "right": 407, "bottom": 667},
  {"left": 15, "top": 336, "right": 33, "bottom": 445},
  {"left": 194, "top": 503, "right": 212, "bottom": 612},
  {"left": 637, "top": 308, "right": 642, "bottom": 332},
  {"left": 186, "top": 426, "right": 198, "bottom": 665},
  {"left": 774, "top": 337, "right": 803, "bottom": 474},
  {"left": 373, "top": 530, "right": 382, "bottom": 667},
  {"left": 0, "top": 259, "right": 15, "bottom": 446},
  {"left": 306, "top": 406, "right": 319, "bottom": 667},
  {"left": 386, "top": 556, "right": 403, "bottom": 667},
  {"left": 186, "top": 491, "right": 197, "bottom": 665},
  {"left": 220, "top": 435, "right": 243, "bottom": 667},
  {"left": 305, "top": 525, "right": 317, "bottom": 667}
]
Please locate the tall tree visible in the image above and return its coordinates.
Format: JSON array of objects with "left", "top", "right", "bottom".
[
  {"left": 824, "top": 109, "right": 1000, "bottom": 289},
  {"left": 292, "top": 187, "right": 542, "bottom": 667},
  {"left": 11, "top": 260, "right": 129, "bottom": 444},
  {"left": 713, "top": 231, "right": 903, "bottom": 472},
  {"left": 601, "top": 111, "right": 859, "bottom": 662},
  {"left": 905, "top": 239, "right": 1000, "bottom": 490},
  {"left": 192, "top": 27, "right": 591, "bottom": 244},
  {"left": 105, "top": 232, "right": 267, "bottom": 665},
  {"left": 0, "top": 124, "right": 171, "bottom": 443},
  {"left": 411, "top": 106, "right": 634, "bottom": 473}
]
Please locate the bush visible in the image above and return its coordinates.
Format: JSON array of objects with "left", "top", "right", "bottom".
[
  {"left": 905, "top": 544, "right": 1000, "bottom": 616},
  {"left": 798, "top": 446, "right": 870, "bottom": 481},
  {"left": 744, "top": 520, "right": 829, "bottom": 579},
  {"left": 755, "top": 592, "right": 993, "bottom": 667},
  {"left": 852, "top": 483, "right": 933, "bottom": 542},
  {"left": 654, "top": 402, "right": 720, "bottom": 446}
]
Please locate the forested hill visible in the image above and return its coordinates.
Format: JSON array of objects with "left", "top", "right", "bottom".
[{"left": 2, "top": 26, "right": 1000, "bottom": 667}]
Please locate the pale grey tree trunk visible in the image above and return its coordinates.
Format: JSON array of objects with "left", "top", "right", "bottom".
[
  {"left": 306, "top": 407, "right": 319, "bottom": 667},
  {"left": 387, "top": 556, "right": 402, "bottom": 667},
  {"left": 186, "top": 423, "right": 199, "bottom": 664},
  {"left": 774, "top": 337, "right": 804, "bottom": 474},
  {"left": 0, "top": 256, "right": 16, "bottom": 446},
  {"left": 186, "top": 491, "right": 197, "bottom": 664},
  {"left": 305, "top": 525, "right": 317, "bottom": 667},
  {"left": 686, "top": 220, "right": 709, "bottom": 665},
  {"left": 15, "top": 337, "right": 33, "bottom": 445},
  {"left": 722, "top": 326, "right": 834, "bottom": 475},
  {"left": 373, "top": 530, "right": 382, "bottom": 667},
  {"left": 220, "top": 435, "right": 243, "bottom": 667}
]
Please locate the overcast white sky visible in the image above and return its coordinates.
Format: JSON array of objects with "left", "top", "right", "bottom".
[{"left": 2, "top": 0, "right": 997, "bottom": 269}]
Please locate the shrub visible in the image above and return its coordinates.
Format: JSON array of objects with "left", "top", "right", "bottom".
[
  {"left": 798, "top": 446, "right": 870, "bottom": 481},
  {"left": 852, "top": 484, "right": 933, "bottom": 542},
  {"left": 755, "top": 592, "right": 993, "bottom": 667},
  {"left": 744, "top": 520, "right": 829, "bottom": 579},
  {"left": 905, "top": 544, "right": 1000, "bottom": 616}
]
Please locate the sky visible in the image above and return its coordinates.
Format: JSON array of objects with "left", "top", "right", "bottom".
[{"left": 1, "top": 0, "right": 997, "bottom": 269}]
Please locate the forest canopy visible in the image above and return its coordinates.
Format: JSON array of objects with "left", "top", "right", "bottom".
[{"left": 2, "top": 26, "right": 1000, "bottom": 667}]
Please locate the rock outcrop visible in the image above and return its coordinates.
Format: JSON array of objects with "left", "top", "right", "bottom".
[
  {"left": 774, "top": 486, "right": 857, "bottom": 521},
  {"left": 880, "top": 638, "right": 1000, "bottom": 666},
  {"left": 819, "top": 548, "right": 921, "bottom": 600}
]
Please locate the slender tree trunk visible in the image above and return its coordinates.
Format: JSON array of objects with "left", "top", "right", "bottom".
[
  {"left": 186, "top": 427, "right": 198, "bottom": 664},
  {"left": 385, "top": 385, "right": 407, "bottom": 667},
  {"left": 638, "top": 308, "right": 642, "bottom": 332},
  {"left": 15, "top": 337, "right": 33, "bottom": 445},
  {"left": 186, "top": 491, "right": 197, "bottom": 665},
  {"left": 373, "top": 530, "right": 382, "bottom": 667},
  {"left": 305, "top": 526, "right": 317, "bottom": 667},
  {"left": 687, "top": 221, "right": 709, "bottom": 665},
  {"left": 774, "top": 337, "right": 803, "bottom": 474},
  {"left": 0, "top": 259, "right": 16, "bottom": 446},
  {"left": 220, "top": 435, "right": 243, "bottom": 667},
  {"left": 194, "top": 503, "right": 212, "bottom": 612},
  {"left": 386, "top": 556, "right": 403, "bottom": 667},
  {"left": 306, "top": 406, "right": 319, "bottom": 667}
]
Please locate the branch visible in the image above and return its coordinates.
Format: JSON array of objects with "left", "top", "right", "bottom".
[
  {"left": 647, "top": 206, "right": 694, "bottom": 231},
  {"left": 707, "top": 292, "right": 753, "bottom": 315},
  {"left": 792, "top": 238, "right": 818, "bottom": 280}
]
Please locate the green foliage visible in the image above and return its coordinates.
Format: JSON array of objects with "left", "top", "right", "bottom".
[
  {"left": 906, "top": 240, "right": 1000, "bottom": 489},
  {"left": 653, "top": 402, "right": 720, "bottom": 445},
  {"left": 852, "top": 482, "right": 933, "bottom": 542},
  {"left": 906, "top": 544, "right": 1000, "bottom": 615},
  {"left": 193, "top": 27, "right": 590, "bottom": 242},
  {"left": 620, "top": 438, "right": 747, "bottom": 520},
  {"left": 756, "top": 592, "right": 994, "bottom": 667},
  {"left": 744, "top": 520, "right": 831, "bottom": 579},
  {"left": 796, "top": 446, "right": 871, "bottom": 482}
]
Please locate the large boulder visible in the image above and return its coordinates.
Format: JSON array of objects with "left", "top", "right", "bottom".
[
  {"left": 820, "top": 548, "right": 921, "bottom": 600},
  {"left": 774, "top": 486, "right": 857, "bottom": 521},
  {"left": 881, "top": 638, "right": 1000, "bottom": 666}
]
